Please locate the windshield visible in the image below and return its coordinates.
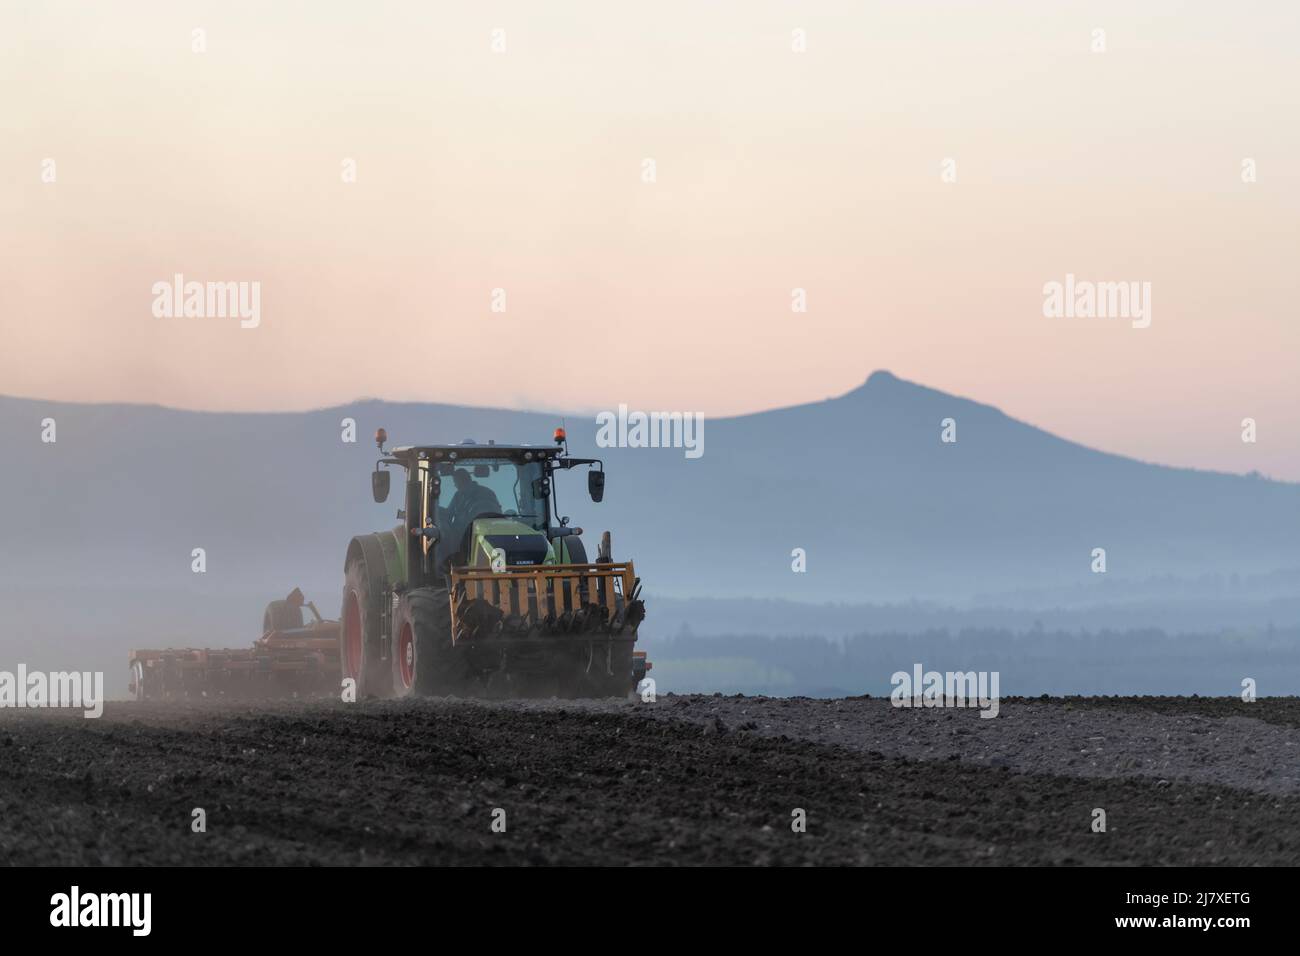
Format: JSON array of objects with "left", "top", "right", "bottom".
[{"left": 434, "top": 458, "right": 548, "bottom": 537}]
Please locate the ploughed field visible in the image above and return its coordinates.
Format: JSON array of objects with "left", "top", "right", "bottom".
[{"left": 1, "top": 694, "right": 1298, "bottom": 865}]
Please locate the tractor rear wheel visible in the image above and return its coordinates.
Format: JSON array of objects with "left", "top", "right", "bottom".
[
  {"left": 341, "top": 559, "right": 393, "bottom": 698},
  {"left": 391, "top": 587, "right": 462, "bottom": 697}
]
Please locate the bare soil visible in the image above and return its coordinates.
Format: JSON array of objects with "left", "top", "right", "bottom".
[{"left": 1, "top": 695, "right": 1297, "bottom": 865}]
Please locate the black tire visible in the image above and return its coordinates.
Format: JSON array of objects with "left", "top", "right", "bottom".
[
  {"left": 341, "top": 558, "right": 393, "bottom": 698},
  {"left": 263, "top": 599, "right": 304, "bottom": 634},
  {"left": 563, "top": 534, "right": 588, "bottom": 565},
  {"left": 391, "top": 587, "right": 463, "bottom": 697}
]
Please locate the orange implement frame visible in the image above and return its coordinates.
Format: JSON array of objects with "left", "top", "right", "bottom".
[{"left": 449, "top": 561, "right": 639, "bottom": 643}]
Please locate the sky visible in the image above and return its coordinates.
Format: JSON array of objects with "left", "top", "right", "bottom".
[{"left": 2, "top": 1, "right": 1298, "bottom": 479}]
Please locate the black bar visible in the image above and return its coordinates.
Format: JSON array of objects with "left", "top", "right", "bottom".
[{"left": 2, "top": 866, "right": 1285, "bottom": 939}]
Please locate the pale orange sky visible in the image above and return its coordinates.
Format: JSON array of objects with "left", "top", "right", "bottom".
[{"left": 2, "top": 1, "right": 1298, "bottom": 478}]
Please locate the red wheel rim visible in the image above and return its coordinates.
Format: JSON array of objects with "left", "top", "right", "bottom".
[
  {"left": 398, "top": 622, "right": 415, "bottom": 688},
  {"left": 343, "top": 591, "right": 362, "bottom": 679}
]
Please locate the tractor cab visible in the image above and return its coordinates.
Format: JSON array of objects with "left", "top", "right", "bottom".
[{"left": 371, "top": 432, "right": 604, "bottom": 587}]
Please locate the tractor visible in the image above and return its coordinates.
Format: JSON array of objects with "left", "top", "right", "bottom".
[{"left": 340, "top": 427, "right": 648, "bottom": 698}]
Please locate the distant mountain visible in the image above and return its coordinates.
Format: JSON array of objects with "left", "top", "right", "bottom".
[
  {"left": 2, "top": 370, "right": 1296, "bottom": 607},
  {"left": 5, "top": 371, "right": 1298, "bottom": 696}
]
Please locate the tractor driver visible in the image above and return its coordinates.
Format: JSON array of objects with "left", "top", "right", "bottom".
[{"left": 443, "top": 468, "right": 502, "bottom": 542}]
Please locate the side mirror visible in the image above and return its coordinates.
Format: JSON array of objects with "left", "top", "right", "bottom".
[
  {"left": 372, "top": 469, "right": 391, "bottom": 503},
  {"left": 588, "top": 470, "right": 605, "bottom": 503}
]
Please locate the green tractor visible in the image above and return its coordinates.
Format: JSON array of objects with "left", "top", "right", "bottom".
[{"left": 339, "top": 427, "right": 648, "bottom": 699}]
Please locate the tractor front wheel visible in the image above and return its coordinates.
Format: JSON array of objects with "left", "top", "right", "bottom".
[{"left": 391, "top": 587, "right": 463, "bottom": 697}]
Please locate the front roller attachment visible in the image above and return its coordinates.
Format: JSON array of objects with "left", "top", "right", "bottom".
[
  {"left": 450, "top": 561, "right": 644, "bottom": 641},
  {"left": 448, "top": 561, "right": 646, "bottom": 696}
]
